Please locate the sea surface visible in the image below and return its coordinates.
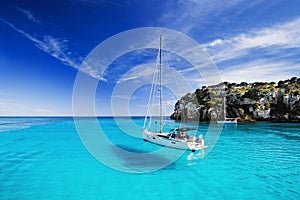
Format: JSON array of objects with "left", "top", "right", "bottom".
[{"left": 0, "top": 117, "right": 299, "bottom": 200}]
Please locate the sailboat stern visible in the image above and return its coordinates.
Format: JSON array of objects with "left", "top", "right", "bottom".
[{"left": 142, "top": 129, "right": 206, "bottom": 151}]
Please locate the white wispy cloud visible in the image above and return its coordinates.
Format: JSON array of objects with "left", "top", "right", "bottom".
[
  {"left": 35, "top": 35, "right": 83, "bottom": 69},
  {"left": 159, "top": 0, "right": 255, "bottom": 34},
  {"left": 116, "top": 63, "right": 156, "bottom": 83},
  {"left": 204, "top": 17, "right": 300, "bottom": 62},
  {"left": 0, "top": 101, "right": 64, "bottom": 116},
  {"left": 0, "top": 18, "right": 103, "bottom": 80},
  {"left": 202, "top": 17, "right": 300, "bottom": 83},
  {"left": 16, "top": 7, "right": 40, "bottom": 24},
  {"left": 220, "top": 59, "right": 300, "bottom": 83}
]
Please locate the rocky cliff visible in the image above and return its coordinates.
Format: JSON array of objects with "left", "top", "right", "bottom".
[{"left": 170, "top": 77, "right": 300, "bottom": 122}]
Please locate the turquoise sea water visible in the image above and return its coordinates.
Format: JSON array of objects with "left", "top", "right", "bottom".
[{"left": 0, "top": 117, "right": 299, "bottom": 200}]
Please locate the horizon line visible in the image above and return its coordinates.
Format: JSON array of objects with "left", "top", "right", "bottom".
[{"left": 0, "top": 115, "right": 171, "bottom": 118}]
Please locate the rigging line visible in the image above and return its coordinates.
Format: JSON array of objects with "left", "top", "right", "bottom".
[
  {"left": 160, "top": 50, "right": 171, "bottom": 129},
  {"left": 146, "top": 61, "right": 157, "bottom": 118},
  {"left": 165, "top": 50, "right": 199, "bottom": 134},
  {"left": 164, "top": 49, "right": 180, "bottom": 125},
  {"left": 148, "top": 38, "right": 161, "bottom": 131},
  {"left": 144, "top": 60, "right": 158, "bottom": 129},
  {"left": 143, "top": 46, "right": 160, "bottom": 129},
  {"left": 151, "top": 46, "right": 161, "bottom": 129},
  {"left": 163, "top": 50, "right": 199, "bottom": 137},
  {"left": 149, "top": 61, "right": 159, "bottom": 129},
  {"left": 159, "top": 35, "right": 163, "bottom": 133}
]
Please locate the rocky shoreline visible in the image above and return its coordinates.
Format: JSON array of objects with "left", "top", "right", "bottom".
[{"left": 170, "top": 77, "right": 300, "bottom": 122}]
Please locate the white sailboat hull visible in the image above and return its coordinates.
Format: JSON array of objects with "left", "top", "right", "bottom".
[
  {"left": 142, "top": 130, "right": 205, "bottom": 151},
  {"left": 217, "top": 118, "right": 238, "bottom": 124}
]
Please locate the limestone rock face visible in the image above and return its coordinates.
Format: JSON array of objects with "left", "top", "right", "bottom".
[{"left": 170, "top": 77, "right": 300, "bottom": 122}]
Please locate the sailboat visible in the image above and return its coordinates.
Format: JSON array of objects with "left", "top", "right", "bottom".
[
  {"left": 217, "top": 95, "right": 238, "bottom": 124},
  {"left": 142, "top": 35, "right": 206, "bottom": 152}
]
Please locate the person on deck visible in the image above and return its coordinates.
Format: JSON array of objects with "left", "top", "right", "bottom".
[{"left": 199, "top": 134, "right": 205, "bottom": 146}]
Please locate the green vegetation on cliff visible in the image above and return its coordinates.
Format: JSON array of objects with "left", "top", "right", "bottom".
[{"left": 171, "top": 77, "right": 300, "bottom": 122}]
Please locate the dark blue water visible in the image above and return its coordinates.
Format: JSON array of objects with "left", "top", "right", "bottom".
[{"left": 0, "top": 117, "right": 299, "bottom": 199}]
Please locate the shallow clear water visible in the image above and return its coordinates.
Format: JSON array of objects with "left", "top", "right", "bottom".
[{"left": 0, "top": 117, "right": 299, "bottom": 199}]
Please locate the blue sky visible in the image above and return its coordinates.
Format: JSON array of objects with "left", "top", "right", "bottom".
[{"left": 0, "top": 0, "right": 300, "bottom": 116}]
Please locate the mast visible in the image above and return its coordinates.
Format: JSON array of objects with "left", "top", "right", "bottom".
[
  {"left": 223, "top": 95, "right": 226, "bottom": 119},
  {"left": 159, "top": 35, "right": 163, "bottom": 133}
]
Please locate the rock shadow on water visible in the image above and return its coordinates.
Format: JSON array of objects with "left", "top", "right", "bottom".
[
  {"left": 265, "top": 129, "right": 300, "bottom": 141},
  {"left": 272, "top": 132, "right": 300, "bottom": 141},
  {"left": 110, "top": 145, "right": 177, "bottom": 172}
]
